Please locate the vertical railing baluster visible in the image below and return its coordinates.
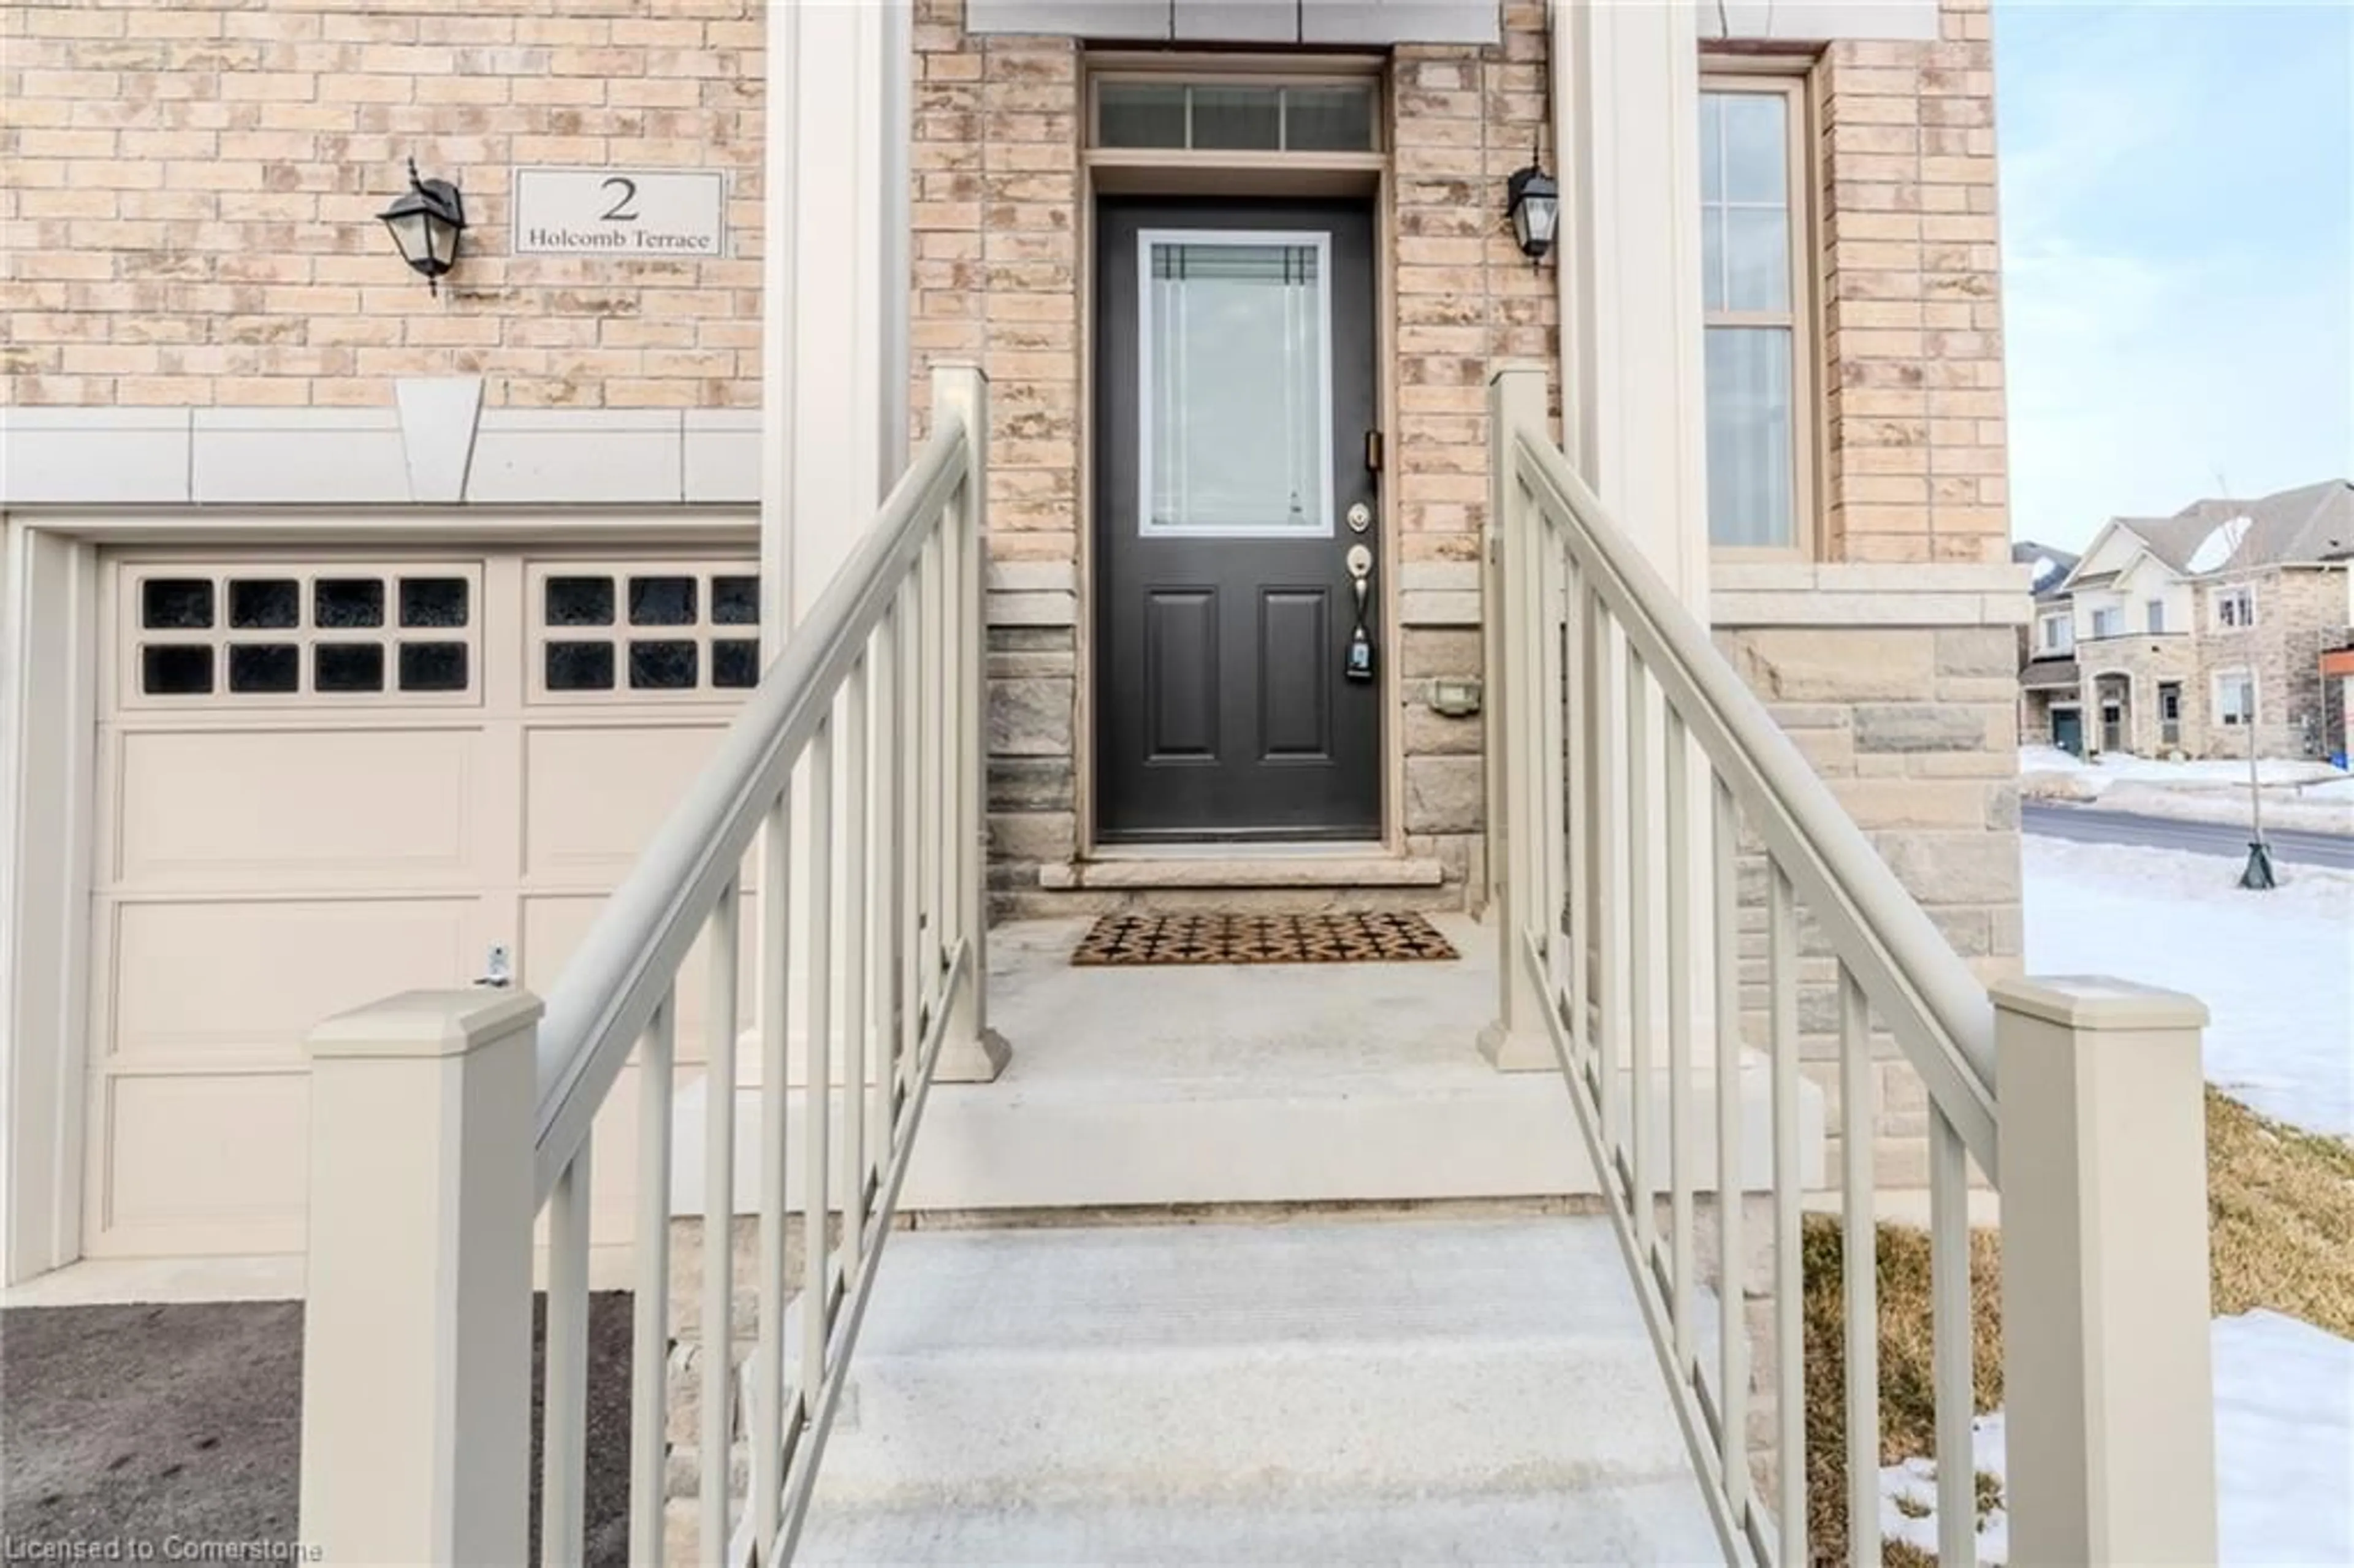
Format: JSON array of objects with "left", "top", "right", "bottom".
[
  {"left": 1768, "top": 861, "right": 1805, "bottom": 1564},
  {"left": 1840, "top": 961, "right": 1882, "bottom": 1568},
  {"left": 842, "top": 657, "right": 870, "bottom": 1279},
  {"left": 1537, "top": 527, "right": 1569, "bottom": 1012},
  {"left": 921, "top": 530, "right": 947, "bottom": 998},
  {"left": 875, "top": 594, "right": 904, "bottom": 1155},
  {"left": 1596, "top": 617, "right": 1627, "bottom": 1160},
  {"left": 1665, "top": 709, "right": 1696, "bottom": 1376},
  {"left": 1931, "top": 1107, "right": 1977, "bottom": 1568},
  {"left": 753, "top": 793, "right": 791, "bottom": 1559},
  {"left": 899, "top": 572, "right": 924, "bottom": 1102},
  {"left": 701, "top": 883, "right": 739, "bottom": 1563},
  {"left": 1564, "top": 571, "right": 1591, "bottom": 1075},
  {"left": 541, "top": 1137, "right": 592, "bottom": 1568},
  {"left": 802, "top": 716, "right": 835, "bottom": 1418},
  {"left": 1710, "top": 776, "right": 1748, "bottom": 1534},
  {"left": 630, "top": 993, "right": 676, "bottom": 1567},
  {"left": 1626, "top": 650, "right": 1656, "bottom": 1255}
]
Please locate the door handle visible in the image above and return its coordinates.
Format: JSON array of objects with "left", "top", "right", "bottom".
[{"left": 1344, "top": 544, "right": 1374, "bottom": 683}]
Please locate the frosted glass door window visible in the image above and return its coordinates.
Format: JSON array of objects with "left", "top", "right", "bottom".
[{"left": 1139, "top": 232, "right": 1333, "bottom": 536}]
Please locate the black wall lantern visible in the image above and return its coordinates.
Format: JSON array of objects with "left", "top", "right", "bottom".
[
  {"left": 1506, "top": 162, "right": 1560, "bottom": 264},
  {"left": 377, "top": 159, "right": 467, "bottom": 294}
]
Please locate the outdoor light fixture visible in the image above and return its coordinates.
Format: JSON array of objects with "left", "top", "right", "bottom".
[
  {"left": 377, "top": 159, "right": 467, "bottom": 294},
  {"left": 1506, "top": 162, "right": 1560, "bottom": 263}
]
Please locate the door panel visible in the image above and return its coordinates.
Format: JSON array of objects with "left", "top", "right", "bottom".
[{"left": 1095, "top": 197, "right": 1381, "bottom": 840}]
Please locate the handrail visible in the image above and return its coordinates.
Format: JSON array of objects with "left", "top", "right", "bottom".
[
  {"left": 1509, "top": 427, "right": 2000, "bottom": 1178},
  {"left": 532, "top": 413, "right": 972, "bottom": 1200}
]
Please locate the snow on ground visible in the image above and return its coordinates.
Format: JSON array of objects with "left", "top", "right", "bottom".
[
  {"left": 1880, "top": 1312, "right": 2354, "bottom": 1565},
  {"left": 2021, "top": 745, "right": 2354, "bottom": 832},
  {"left": 2024, "top": 837, "right": 2354, "bottom": 1139}
]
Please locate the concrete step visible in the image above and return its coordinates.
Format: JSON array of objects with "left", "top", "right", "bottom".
[
  {"left": 794, "top": 1482, "right": 1726, "bottom": 1565},
  {"left": 792, "top": 1214, "right": 1718, "bottom": 1562}
]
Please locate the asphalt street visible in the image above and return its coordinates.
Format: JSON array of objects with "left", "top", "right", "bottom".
[{"left": 2022, "top": 801, "right": 2354, "bottom": 871}]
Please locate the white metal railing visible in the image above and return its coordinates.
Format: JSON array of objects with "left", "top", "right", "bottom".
[
  {"left": 297, "top": 365, "right": 997, "bottom": 1566},
  {"left": 1484, "top": 367, "right": 2221, "bottom": 1567}
]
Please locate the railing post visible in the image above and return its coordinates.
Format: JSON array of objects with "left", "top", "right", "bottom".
[
  {"left": 929, "top": 362, "right": 1010, "bottom": 1083},
  {"left": 299, "top": 988, "right": 540, "bottom": 1566},
  {"left": 1994, "top": 976, "right": 2219, "bottom": 1567},
  {"left": 1480, "top": 362, "right": 1555, "bottom": 1072}
]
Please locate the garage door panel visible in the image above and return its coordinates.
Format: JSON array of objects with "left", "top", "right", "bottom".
[
  {"left": 94, "top": 1073, "right": 308, "bottom": 1253},
  {"left": 524, "top": 889, "right": 756, "bottom": 1062},
  {"left": 115, "top": 727, "right": 485, "bottom": 889},
  {"left": 110, "top": 898, "right": 478, "bottom": 1064},
  {"left": 523, "top": 723, "right": 736, "bottom": 881}
]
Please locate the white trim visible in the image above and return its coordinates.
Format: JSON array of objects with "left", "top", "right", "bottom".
[
  {"left": 1134, "top": 227, "right": 1338, "bottom": 541},
  {"left": 0, "top": 508, "right": 754, "bottom": 1286}
]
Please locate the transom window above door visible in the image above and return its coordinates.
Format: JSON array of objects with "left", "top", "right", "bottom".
[
  {"left": 1094, "top": 78, "right": 1381, "bottom": 153},
  {"left": 1140, "top": 230, "right": 1333, "bottom": 537}
]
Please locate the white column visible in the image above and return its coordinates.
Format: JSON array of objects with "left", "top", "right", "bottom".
[
  {"left": 1551, "top": 0, "right": 1715, "bottom": 1072},
  {"left": 1994, "top": 976, "right": 2219, "bottom": 1567},
  {"left": 756, "top": 0, "right": 918, "bottom": 1096},
  {"left": 299, "top": 989, "right": 540, "bottom": 1565},
  {"left": 1552, "top": 0, "right": 1710, "bottom": 611}
]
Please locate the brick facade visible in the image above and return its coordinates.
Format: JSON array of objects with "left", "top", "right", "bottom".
[
  {"left": 1813, "top": 0, "right": 2009, "bottom": 566},
  {"left": 1, "top": 0, "right": 764, "bottom": 409}
]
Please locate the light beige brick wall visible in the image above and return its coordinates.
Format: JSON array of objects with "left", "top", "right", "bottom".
[
  {"left": 1, "top": 0, "right": 763, "bottom": 409},
  {"left": 1812, "top": 0, "right": 2009, "bottom": 565}
]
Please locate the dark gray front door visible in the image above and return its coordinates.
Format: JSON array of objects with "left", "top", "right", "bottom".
[{"left": 1094, "top": 197, "right": 1381, "bottom": 842}]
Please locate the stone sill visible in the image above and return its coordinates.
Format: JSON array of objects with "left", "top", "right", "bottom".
[{"left": 1038, "top": 854, "right": 1447, "bottom": 891}]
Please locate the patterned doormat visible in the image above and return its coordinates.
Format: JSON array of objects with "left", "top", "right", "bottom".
[{"left": 1070, "top": 911, "right": 1460, "bottom": 967}]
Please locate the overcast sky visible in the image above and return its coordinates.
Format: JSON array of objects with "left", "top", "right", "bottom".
[{"left": 1995, "top": 1, "right": 2353, "bottom": 550}]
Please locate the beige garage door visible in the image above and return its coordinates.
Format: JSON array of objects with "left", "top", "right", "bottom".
[{"left": 88, "top": 546, "right": 759, "bottom": 1258}]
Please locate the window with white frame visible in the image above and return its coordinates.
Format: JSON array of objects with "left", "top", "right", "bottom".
[
  {"left": 1700, "top": 78, "right": 1809, "bottom": 552},
  {"left": 2212, "top": 584, "right": 2256, "bottom": 630},
  {"left": 2038, "top": 611, "right": 2074, "bottom": 654},
  {"left": 2215, "top": 670, "right": 2256, "bottom": 726},
  {"left": 2089, "top": 605, "right": 2123, "bottom": 639}
]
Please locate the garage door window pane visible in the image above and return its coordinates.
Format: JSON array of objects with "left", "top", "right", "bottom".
[
  {"left": 399, "top": 578, "right": 470, "bottom": 629},
  {"left": 546, "top": 641, "right": 615, "bottom": 691},
  {"left": 547, "top": 577, "right": 615, "bottom": 627},
  {"left": 314, "top": 579, "right": 385, "bottom": 630},
  {"left": 399, "top": 642, "right": 469, "bottom": 693},
  {"left": 227, "top": 644, "right": 300, "bottom": 693},
  {"left": 141, "top": 645, "right": 213, "bottom": 695},
  {"left": 630, "top": 641, "right": 699, "bottom": 690},
  {"left": 629, "top": 576, "right": 698, "bottom": 626},
  {"left": 714, "top": 639, "right": 760, "bottom": 688},
  {"left": 229, "top": 580, "right": 299, "bottom": 631},
  {"left": 142, "top": 579, "right": 214, "bottom": 630},
  {"left": 314, "top": 643, "right": 385, "bottom": 693},
  {"left": 713, "top": 576, "right": 760, "bottom": 626}
]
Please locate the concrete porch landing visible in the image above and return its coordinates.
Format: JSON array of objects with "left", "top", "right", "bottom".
[
  {"left": 793, "top": 1215, "right": 1722, "bottom": 1564},
  {"left": 677, "top": 914, "right": 1600, "bottom": 1214}
]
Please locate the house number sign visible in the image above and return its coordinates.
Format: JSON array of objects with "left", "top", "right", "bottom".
[{"left": 511, "top": 168, "right": 729, "bottom": 258}]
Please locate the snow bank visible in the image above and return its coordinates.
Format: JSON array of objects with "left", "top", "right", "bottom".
[
  {"left": 2024, "top": 839, "right": 2354, "bottom": 1138},
  {"left": 1880, "top": 1312, "right": 2354, "bottom": 1564}
]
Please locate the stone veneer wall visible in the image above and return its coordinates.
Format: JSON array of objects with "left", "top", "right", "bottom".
[
  {"left": 2, "top": 0, "right": 763, "bottom": 409},
  {"left": 906, "top": 0, "right": 1558, "bottom": 913}
]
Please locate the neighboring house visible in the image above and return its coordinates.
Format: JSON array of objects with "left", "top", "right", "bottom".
[
  {"left": 2013, "top": 539, "right": 2082, "bottom": 751},
  {"left": 2021, "top": 480, "right": 2354, "bottom": 759},
  {"left": 0, "top": 0, "right": 2022, "bottom": 1284}
]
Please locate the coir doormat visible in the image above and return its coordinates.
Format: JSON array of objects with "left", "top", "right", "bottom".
[{"left": 1070, "top": 911, "right": 1460, "bottom": 967}]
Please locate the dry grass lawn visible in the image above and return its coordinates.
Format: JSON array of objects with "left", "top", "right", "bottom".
[{"left": 1802, "top": 1087, "right": 2354, "bottom": 1565}]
